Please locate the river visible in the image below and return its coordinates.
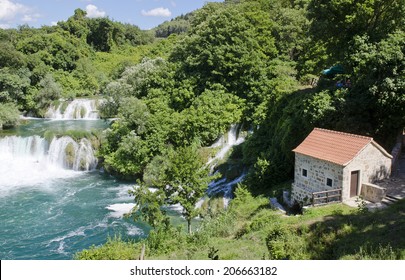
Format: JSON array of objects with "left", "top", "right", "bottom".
[
  {"left": 0, "top": 117, "right": 152, "bottom": 259},
  {"left": 0, "top": 100, "right": 246, "bottom": 259}
]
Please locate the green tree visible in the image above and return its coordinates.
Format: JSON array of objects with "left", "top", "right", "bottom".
[
  {"left": 0, "top": 67, "right": 31, "bottom": 105},
  {"left": 59, "top": 9, "right": 89, "bottom": 40},
  {"left": 102, "top": 97, "right": 151, "bottom": 177},
  {"left": 0, "top": 103, "right": 20, "bottom": 129},
  {"left": 341, "top": 31, "right": 405, "bottom": 146},
  {"left": 152, "top": 145, "right": 215, "bottom": 234},
  {"left": 180, "top": 85, "right": 244, "bottom": 145},
  {"left": 170, "top": 2, "right": 279, "bottom": 121},
  {"left": 35, "top": 74, "right": 62, "bottom": 116},
  {"left": 308, "top": 0, "right": 405, "bottom": 62},
  {"left": 128, "top": 183, "right": 169, "bottom": 229},
  {"left": 0, "top": 41, "right": 26, "bottom": 68}
]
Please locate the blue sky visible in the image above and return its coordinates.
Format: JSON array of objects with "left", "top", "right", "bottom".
[{"left": 0, "top": 0, "right": 223, "bottom": 30}]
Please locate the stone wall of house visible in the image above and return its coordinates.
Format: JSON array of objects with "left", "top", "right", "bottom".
[
  {"left": 292, "top": 154, "right": 343, "bottom": 205},
  {"left": 342, "top": 143, "right": 392, "bottom": 201}
]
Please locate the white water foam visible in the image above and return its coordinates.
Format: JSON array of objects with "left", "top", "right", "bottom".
[
  {"left": 49, "top": 221, "right": 109, "bottom": 245},
  {"left": 165, "top": 203, "right": 184, "bottom": 214},
  {"left": 125, "top": 224, "right": 143, "bottom": 236},
  {"left": 106, "top": 203, "right": 136, "bottom": 218},
  {"left": 0, "top": 135, "right": 96, "bottom": 194},
  {"left": 207, "top": 124, "right": 246, "bottom": 167}
]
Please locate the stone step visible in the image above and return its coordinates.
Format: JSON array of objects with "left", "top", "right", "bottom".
[
  {"left": 386, "top": 195, "right": 401, "bottom": 201},
  {"left": 381, "top": 195, "right": 401, "bottom": 206}
]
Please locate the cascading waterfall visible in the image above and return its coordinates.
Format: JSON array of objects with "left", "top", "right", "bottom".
[
  {"left": 47, "top": 137, "right": 97, "bottom": 171},
  {"left": 0, "top": 135, "right": 48, "bottom": 162},
  {"left": 207, "top": 124, "right": 246, "bottom": 167},
  {"left": 204, "top": 124, "right": 248, "bottom": 207},
  {"left": 0, "top": 135, "right": 97, "bottom": 188},
  {"left": 46, "top": 99, "right": 100, "bottom": 120}
]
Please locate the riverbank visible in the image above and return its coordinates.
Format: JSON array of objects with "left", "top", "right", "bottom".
[{"left": 76, "top": 186, "right": 405, "bottom": 260}]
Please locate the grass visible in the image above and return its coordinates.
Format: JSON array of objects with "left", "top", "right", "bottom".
[{"left": 75, "top": 185, "right": 405, "bottom": 260}]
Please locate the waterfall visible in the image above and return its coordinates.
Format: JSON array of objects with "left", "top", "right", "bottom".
[
  {"left": 46, "top": 99, "right": 100, "bottom": 120},
  {"left": 0, "top": 135, "right": 97, "bottom": 188},
  {"left": 207, "top": 124, "right": 246, "bottom": 167},
  {"left": 207, "top": 173, "right": 246, "bottom": 198},
  {"left": 47, "top": 137, "right": 97, "bottom": 171},
  {"left": 0, "top": 136, "right": 48, "bottom": 169},
  {"left": 203, "top": 124, "right": 248, "bottom": 207}
]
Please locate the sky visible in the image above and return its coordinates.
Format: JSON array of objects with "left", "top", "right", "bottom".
[{"left": 0, "top": 0, "right": 224, "bottom": 30}]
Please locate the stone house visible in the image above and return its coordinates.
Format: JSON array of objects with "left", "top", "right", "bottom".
[{"left": 291, "top": 128, "right": 392, "bottom": 205}]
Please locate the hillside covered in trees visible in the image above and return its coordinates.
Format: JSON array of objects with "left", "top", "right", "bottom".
[{"left": 1, "top": 0, "right": 404, "bottom": 259}]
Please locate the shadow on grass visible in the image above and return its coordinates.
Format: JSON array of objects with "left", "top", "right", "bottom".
[{"left": 306, "top": 200, "right": 405, "bottom": 259}]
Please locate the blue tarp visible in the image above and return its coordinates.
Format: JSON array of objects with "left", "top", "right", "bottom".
[{"left": 322, "top": 65, "right": 345, "bottom": 76}]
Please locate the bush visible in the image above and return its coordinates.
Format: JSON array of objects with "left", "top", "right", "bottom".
[
  {"left": 74, "top": 235, "right": 139, "bottom": 260},
  {"left": 0, "top": 103, "right": 20, "bottom": 129},
  {"left": 266, "top": 224, "right": 307, "bottom": 260},
  {"left": 146, "top": 225, "right": 187, "bottom": 255}
]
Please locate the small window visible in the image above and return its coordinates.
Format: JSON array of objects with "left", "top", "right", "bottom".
[
  {"left": 326, "top": 178, "right": 333, "bottom": 187},
  {"left": 302, "top": 169, "right": 308, "bottom": 177}
]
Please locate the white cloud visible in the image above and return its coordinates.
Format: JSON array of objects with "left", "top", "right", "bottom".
[
  {"left": 85, "top": 4, "right": 106, "bottom": 18},
  {"left": 51, "top": 21, "right": 58, "bottom": 26},
  {"left": 141, "top": 7, "right": 171, "bottom": 17},
  {"left": 21, "top": 13, "right": 40, "bottom": 23},
  {"left": 0, "top": 0, "right": 29, "bottom": 21},
  {"left": 0, "top": 23, "right": 10, "bottom": 29}
]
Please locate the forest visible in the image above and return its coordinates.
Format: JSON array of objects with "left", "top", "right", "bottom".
[{"left": 1, "top": 0, "right": 404, "bottom": 259}]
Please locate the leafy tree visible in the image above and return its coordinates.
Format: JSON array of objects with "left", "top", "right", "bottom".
[
  {"left": 270, "top": 2, "right": 310, "bottom": 60},
  {"left": 102, "top": 97, "right": 152, "bottom": 177},
  {"left": 128, "top": 183, "right": 169, "bottom": 229},
  {"left": 0, "top": 103, "right": 20, "bottom": 129},
  {"left": 340, "top": 31, "right": 405, "bottom": 147},
  {"left": 179, "top": 86, "right": 244, "bottom": 145},
  {"left": 34, "top": 74, "right": 62, "bottom": 116},
  {"left": 59, "top": 9, "right": 89, "bottom": 40},
  {"left": 122, "top": 23, "right": 154, "bottom": 46},
  {"left": 86, "top": 17, "right": 116, "bottom": 52},
  {"left": 0, "top": 41, "right": 26, "bottom": 68},
  {"left": 101, "top": 58, "right": 172, "bottom": 114},
  {"left": 104, "top": 131, "right": 151, "bottom": 178},
  {"left": 149, "top": 145, "right": 216, "bottom": 234},
  {"left": 170, "top": 2, "right": 279, "bottom": 121},
  {"left": 0, "top": 67, "right": 31, "bottom": 105},
  {"left": 154, "top": 14, "right": 191, "bottom": 38},
  {"left": 17, "top": 31, "right": 88, "bottom": 72},
  {"left": 308, "top": 0, "right": 405, "bottom": 62}
]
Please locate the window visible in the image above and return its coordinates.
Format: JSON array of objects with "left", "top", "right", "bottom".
[
  {"left": 326, "top": 178, "right": 333, "bottom": 187},
  {"left": 302, "top": 169, "right": 308, "bottom": 177}
]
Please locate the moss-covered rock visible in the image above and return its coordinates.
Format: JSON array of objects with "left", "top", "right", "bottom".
[
  {"left": 65, "top": 142, "right": 76, "bottom": 169},
  {"left": 80, "top": 107, "right": 87, "bottom": 118},
  {"left": 60, "top": 101, "right": 69, "bottom": 114}
]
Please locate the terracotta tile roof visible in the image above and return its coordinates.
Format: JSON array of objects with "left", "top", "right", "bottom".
[{"left": 293, "top": 128, "right": 377, "bottom": 166}]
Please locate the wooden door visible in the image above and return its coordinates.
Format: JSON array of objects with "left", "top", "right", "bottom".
[{"left": 350, "top": 171, "right": 359, "bottom": 197}]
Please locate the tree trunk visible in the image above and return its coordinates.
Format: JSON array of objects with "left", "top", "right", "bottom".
[{"left": 187, "top": 219, "right": 192, "bottom": 234}]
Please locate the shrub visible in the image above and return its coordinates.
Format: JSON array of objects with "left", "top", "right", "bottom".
[
  {"left": 0, "top": 103, "right": 20, "bottom": 129},
  {"left": 266, "top": 224, "right": 307, "bottom": 260},
  {"left": 74, "top": 235, "right": 139, "bottom": 260},
  {"left": 146, "top": 225, "right": 187, "bottom": 255}
]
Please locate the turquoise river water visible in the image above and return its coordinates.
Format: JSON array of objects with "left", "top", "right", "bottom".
[{"left": 0, "top": 119, "right": 153, "bottom": 260}]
